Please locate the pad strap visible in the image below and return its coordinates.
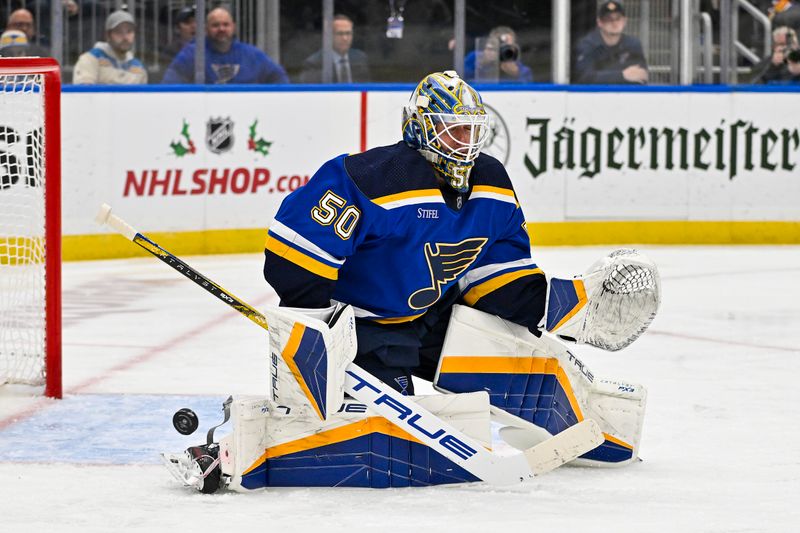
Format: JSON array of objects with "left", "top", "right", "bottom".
[{"left": 207, "top": 396, "right": 233, "bottom": 445}]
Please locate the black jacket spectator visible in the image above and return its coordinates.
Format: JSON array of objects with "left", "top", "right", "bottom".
[
  {"left": 299, "top": 48, "right": 370, "bottom": 83},
  {"left": 573, "top": 29, "right": 648, "bottom": 84},
  {"left": 299, "top": 13, "right": 370, "bottom": 83},
  {"left": 774, "top": 2, "right": 800, "bottom": 33}
]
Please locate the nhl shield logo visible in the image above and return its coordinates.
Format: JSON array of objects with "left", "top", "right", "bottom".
[{"left": 206, "top": 117, "right": 234, "bottom": 154}]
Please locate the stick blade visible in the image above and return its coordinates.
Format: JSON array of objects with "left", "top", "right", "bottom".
[{"left": 523, "top": 419, "right": 604, "bottom": 476}]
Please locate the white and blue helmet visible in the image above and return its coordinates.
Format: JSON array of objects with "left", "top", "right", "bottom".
[{"left": 402, "top": 71, "right": 490, "bottom": 192}]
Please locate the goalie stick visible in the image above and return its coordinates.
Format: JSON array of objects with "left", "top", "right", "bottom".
[{"left": 95, "top": 203, "right": 603, "bottom": 485}]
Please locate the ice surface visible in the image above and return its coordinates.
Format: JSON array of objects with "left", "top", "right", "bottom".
[{"left": 2, "top": 247, "right": 799, "bottom": 532}]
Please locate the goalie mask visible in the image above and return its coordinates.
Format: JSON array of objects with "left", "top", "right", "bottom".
[{"left": 402, "top": 71, "right": 490, "bottom": 192}]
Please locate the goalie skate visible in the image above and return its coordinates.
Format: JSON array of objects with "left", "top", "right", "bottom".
[{"left": 161, "top": 444, "right": 225, "bottom": 494}]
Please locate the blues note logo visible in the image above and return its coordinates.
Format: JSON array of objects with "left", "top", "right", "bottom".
[
  {"left": 408, "top": 238, "right": 487, "bottom": 310},
  {"left": 394, "top": 376, "right": 410, "bottom": 395}
]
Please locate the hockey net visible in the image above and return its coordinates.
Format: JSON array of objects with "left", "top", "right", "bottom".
[{"left": 0, "top": 58, "right": 61, "bottom": 398}]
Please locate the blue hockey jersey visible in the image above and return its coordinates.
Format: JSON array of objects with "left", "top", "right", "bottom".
[{"left": 264, "top": 142, "right": 545, "bottom": 331}]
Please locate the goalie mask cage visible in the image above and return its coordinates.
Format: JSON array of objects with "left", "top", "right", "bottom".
[{"left": 0, "top": 58, "right": 62, "bottom": 399}]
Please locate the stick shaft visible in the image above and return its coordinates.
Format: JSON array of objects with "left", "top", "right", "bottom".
[
  {"left": 98, "top": 202, "right": 270, "bottom": 332},
  {"left": 131, "top": 233, "right": 269, "bottom": 332}
]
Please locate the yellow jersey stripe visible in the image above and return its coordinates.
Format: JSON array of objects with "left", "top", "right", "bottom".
[
  {"left": 372, "top": 188, "right": 442, "bottom": 205},
  {"left": 472, "top": 185, "right": 515, "bottom": 197},
  {"left": 280, "top": 323, "right": 324, "bottom": 421},
  {"left": 371, "top": 313, "right": 426, "bottom": 324},
  {"left": 242, "top": 417, "right": 420, "bottom": 475},
  {"left": 264, "top": 234, "right": 339, "bottom": 280},
  {"left": 462, "top": 268, "right": 544, "bottom": 306}
]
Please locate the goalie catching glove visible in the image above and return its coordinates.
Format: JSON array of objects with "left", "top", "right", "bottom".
[{"left": 545, "top": 248, "right": 661, "bottom": 351}]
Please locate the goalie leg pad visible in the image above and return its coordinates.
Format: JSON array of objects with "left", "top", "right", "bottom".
[
  {"left": 435, "top": 304, "right": 647, "bottom": 466},
  {"left": 263, "top": 303, "right": 357, "bottom": 420},
  {"left": 221, "top": 392, "right": 492, "bottom": 490}
]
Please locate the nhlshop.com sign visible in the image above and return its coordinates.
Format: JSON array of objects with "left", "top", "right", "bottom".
[{"left": 60, "top": 91, "right": 361, "bottom": 235}]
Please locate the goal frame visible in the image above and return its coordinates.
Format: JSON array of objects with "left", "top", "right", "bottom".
[{"left": 0, "top": 57, "right": 62, "bottom": 399}]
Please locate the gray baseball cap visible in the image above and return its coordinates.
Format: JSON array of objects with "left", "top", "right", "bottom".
[{"left": 105, "top": 10, "right": 135, "bottom": 31}]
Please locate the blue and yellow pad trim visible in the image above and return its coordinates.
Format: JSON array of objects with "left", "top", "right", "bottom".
[
  {"left": 281, "top": 323, "right": 329, "bottom": 420},
  {"left": 545, "top": 278, "right": 587, "bottom": 332},
  {"left": 437, "top": 355, "right": 633, "bottom": 463},
  {"left": 240, "top": 417, "right": 480, "bottom": 489}
]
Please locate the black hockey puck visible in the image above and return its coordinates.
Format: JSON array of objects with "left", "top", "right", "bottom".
[{"left": 172, "top": 408, "right": 199, "bottom": 435}]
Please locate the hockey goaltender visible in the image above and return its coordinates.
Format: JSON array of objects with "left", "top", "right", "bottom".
[{"left": 161, "top": 71, "right": 661, "bottom": 492}]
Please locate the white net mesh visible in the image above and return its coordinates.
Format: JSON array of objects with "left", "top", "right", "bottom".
[{"left": 0, "top": 72, "right": 47, "bottom": 386}]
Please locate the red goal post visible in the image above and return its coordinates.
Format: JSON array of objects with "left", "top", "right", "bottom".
[{"left": 0, "top": 57, "right": 62, "bottom": 399}]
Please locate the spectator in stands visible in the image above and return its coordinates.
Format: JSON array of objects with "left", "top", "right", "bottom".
[
  {"left": 464, "top": 26, "right": 533, "bottom": 83},
  {"left": 162, "top": 5, "right": 289, "bottom": 84},
  {"left": 162, "top": 5, "right": 196, "bottom": 63},
  {"left": 573, "top": 1, "right": 649, "bottom": 85},
  {"left": 22, "top": 1, "right": 81, "bottom": 18},
  {"left": 72, "top": 10, "right": 148, "bottom": 85},
  {"left": 771, "top": 1, "right": 800, "bottom": 33},
  {"left": 0, "top": 29, "right": 30, "bottom": 57},
  {"left": 785, "top": 48, "right": 800, "bottom": 81},
  {"left": 299, "top": 14, "right": 370, "bottom": 83},
  {"left": 6, "top": 8, "right": 36, "bottom": 40},
  {"left": 4, "top": 8, "right": 49, "bottom": 56},
  {"left": 751, "top": 26, "right": 800, "bottom": 83}
]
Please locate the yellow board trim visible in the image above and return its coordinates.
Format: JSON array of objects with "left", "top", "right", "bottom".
[
  {"left": 242, "top": 417, "right": 420, "bottom": 476},
  {"left": 62, "top": 229, "right": 268, "bottom": 261},
  {"left": 372, "top": 188, "right": 442, "bottom": 205},
  {"left": 549, "top": 279, "right": 588, "bottom": 332},
  {"left": 280, "top": 323, "right": 325, "bottom": 421},
  {"left": 0, "top": 237, "right": 44, "bottom": 265},
  {"left": 59, "top": 221, "right": 800, "bottom": 262},
  {"left": 264, "top": 234, "right": 339, "bottom": 280},
  {"left": 526, "top": 221, "right": 800, "bottom": 246},
  {"left": 462, "top": 268, "right": 544, "bottom": 306}
]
